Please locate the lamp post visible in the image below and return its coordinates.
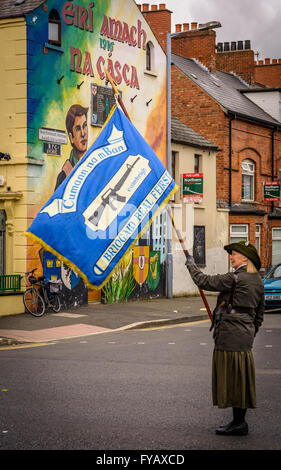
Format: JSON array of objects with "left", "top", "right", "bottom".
[{"left": 166, "top": 22, "right": 221, "bottom": 300}]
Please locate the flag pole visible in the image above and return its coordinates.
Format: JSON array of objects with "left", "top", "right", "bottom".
[
  {"left": 166, "top": 206, "right": 213, "bottom": 321},
  {"left": 104, "top": 68, "right": 131, "bottom": 122},
  {"left": 103, "top": 67, "right": 213, "bottom": 322}
]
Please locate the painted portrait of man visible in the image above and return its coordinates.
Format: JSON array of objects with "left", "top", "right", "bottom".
[{"left": 55, "top": 103, "right": 89, "bottom": 190}]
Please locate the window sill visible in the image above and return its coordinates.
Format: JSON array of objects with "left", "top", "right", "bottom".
[
  {"left": 144, "top": 70, "right": 158, "bottom": 77},
  {"left": 44, "top": 43, "right": 64, "bottom": 54}
]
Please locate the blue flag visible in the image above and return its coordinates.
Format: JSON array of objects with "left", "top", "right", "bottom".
[{"left": 25, "top": 106, "right": 177, "bottom": 289}]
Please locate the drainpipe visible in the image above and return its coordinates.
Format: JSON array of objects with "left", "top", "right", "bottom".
[
  {"left": 166, "top": 32, "right": 173, "bottom": 298},
  {"left": 271, "top": 129, "right": 276, "bottom": 214},
  {"left": 228, "top": 115, "right": 235, "bottom": 208}
]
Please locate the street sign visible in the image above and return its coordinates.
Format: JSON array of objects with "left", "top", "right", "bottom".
[
  {"left": 43, "top": 142, "right": 61, "bottom": 156},
  {"left": 39, "top": 127, "right": 67, "bottom": 144},
  {"left": 263, "top": 181, "right": 280, "bottom": 201},
  {"left": 182, "top": 173, "right": 203, "bottom": 203}
]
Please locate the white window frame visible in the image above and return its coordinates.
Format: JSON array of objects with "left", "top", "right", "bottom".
[
  {"left": 255, "top": 224, "right": 261, "bottom": 255},
  {"left": 145, "top": 41, "right": 155, "bottom": 72},
  {"left": 272, "top": 227, "right": 281, "bottom": 266},
  {"left": 230, "top": 224, "right": 248, "bottom": 244},
  {"left": 242, "top": 159, "right": 255, "bottom": 201}
]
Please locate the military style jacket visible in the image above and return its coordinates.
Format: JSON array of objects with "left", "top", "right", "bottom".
[{"left": 186, "top": 263, "right": 264, "bottom": 351}]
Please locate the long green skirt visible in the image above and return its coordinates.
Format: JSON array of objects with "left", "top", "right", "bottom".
[{"left": 212, "top": 349, "right": 257, "bottom": 409}]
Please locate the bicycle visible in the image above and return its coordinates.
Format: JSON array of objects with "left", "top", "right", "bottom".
[{"left": 22, "top": 268, "right": 63, "bottom": 317}]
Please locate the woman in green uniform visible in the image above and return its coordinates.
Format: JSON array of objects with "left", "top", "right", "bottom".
[{"left": 185, "top": 241, "right": 264, "bottom": 436}]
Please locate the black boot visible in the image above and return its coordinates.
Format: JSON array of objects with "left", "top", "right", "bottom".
[{"left": 216, "top": 408, "right": 248, "bottom": 435}]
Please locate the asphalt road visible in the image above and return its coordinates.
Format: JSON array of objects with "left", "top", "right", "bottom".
[{"left": 0, "top": 315, "right": 280, "bottom": 451}]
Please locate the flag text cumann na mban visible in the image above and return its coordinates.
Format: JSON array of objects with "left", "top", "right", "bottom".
[{"left": 25, "top": 106, "right": 178, "bottom": 289}]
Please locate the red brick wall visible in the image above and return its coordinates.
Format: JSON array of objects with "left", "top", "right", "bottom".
[
  {"left": 216, "top": 50, "right": 255, "bottom": 84},
  {"left": 171, "top": 66, "right": 281, "bottom": 268},
  {"left": 254, "top": 63, "right": 281, "bottom": 87}
]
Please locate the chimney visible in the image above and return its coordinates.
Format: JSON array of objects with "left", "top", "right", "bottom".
[
  {"left": 171, "top": 23, "right": 218, "bottom": 73},
  {"left": 141, "top": 3, "right": 172, "bottom": 53},
  {"left": 216, "top": 38, "right": 255, "bottom": 84}
]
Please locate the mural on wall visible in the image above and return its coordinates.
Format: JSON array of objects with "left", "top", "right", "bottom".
[{"left": 26, "top": 0, "right": 167, "bottom": 303}]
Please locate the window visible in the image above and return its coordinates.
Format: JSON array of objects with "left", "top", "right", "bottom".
[
  {"left": 146, "top": 41, "right": 154, "bottom": 71},
  {"left": 152, "top": 209, "right": 167, "bottom": 263},
  {"left": 194, "top": 154, "right": 202, "bottom": 173},
  {"left": 272, "top": 228, "right": 281, "bottom": 266},
  {"left": 48, "top": 9, "right": 61, "bottom": 46},
  {"left": 0, "top": 210, "right": 6, "bottom": 276},
  {"left": 230, "top": 224, "right": 248, "bottom": 244},
  {"left": 255, "top": 224, "right": 261, "bottom": 255},
  {"left": 242, "top": 159, "right": 255, "bottom": 201}
]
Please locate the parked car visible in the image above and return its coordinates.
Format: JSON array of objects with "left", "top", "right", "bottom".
[{"left": 263, "top": 263, "right": 281, "bottom": 309}]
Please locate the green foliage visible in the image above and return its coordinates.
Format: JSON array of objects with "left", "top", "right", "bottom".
[{"left": 103, "top": 265, "right": 136, "bottom": 303}]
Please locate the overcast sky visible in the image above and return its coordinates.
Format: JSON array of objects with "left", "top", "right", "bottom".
[{"left": 147, "top": 0, "right": 280, "bottom": 60}]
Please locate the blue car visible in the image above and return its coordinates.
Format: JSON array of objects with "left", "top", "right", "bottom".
[{"left": 263, "top": 263, "right": 281, "bottom": 309}]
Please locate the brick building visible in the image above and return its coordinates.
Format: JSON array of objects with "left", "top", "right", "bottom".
[{"left": 141, "top": 3, "right": 281, "bottom": 271}]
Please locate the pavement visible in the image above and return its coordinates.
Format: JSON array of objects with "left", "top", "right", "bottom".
[{"left": 0, "top": 295, "right": 217, "bottom": 346}]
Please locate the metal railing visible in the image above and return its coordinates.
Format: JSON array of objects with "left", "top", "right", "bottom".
[{"left": 0, "top": 274, "right": 21, "bottom": 292}]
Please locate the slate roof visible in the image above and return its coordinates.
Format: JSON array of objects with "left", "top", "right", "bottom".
[
  {"left": 0, "top": 0, "right": 44, "bottom": 19},
  {"left": 172, "top": 53, "right": 281, "bottom": 127},
  {"left": 171, "top": 117, "right": 217, "bottom": 150}
]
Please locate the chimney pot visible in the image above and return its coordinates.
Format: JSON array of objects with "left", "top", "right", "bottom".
[
  {"left": 244, "top": 40, "right": 251, "bottom": 49},
  {"left": 265, "top": 58, "right": 270, "bottom": 65},
  {"left": 137, "top": 4, "right": 141, "bottom": 10},
  {"left": 231, "top": 41, "right": 236, "bottom": 51},
  {"left": 183, "top": 23, "right": 189, "bottom": 31},
  {"left": 151, "top": 4, "right": 157, "bottom": 10},
  {"left": 224, "top": 42, "right": 230, "bottom": 51},
  {"left": 258, "top": 60, "right": 264, "bottom": 65},
  {"left": 217, "top": 42, "right": 223, "bottom": 52},
  {"left": 237, "top": 40, "right": 243, "bottom": 50},
  {"left": 175, "top": 24, "right": 182, "bottom": 33},
  {"left": 142, "top": 3, "right": 149, "bottom": 11},
  {"left": 272, "top": 59, "right": 277, "bottom": 64},
  {"left": 159, "top": 3, "right": 166, "bottom": 9},
  {"left": 191, "top": 22, "right": 197, "bottom": 29}
]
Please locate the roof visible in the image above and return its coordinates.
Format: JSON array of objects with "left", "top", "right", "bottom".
[
  {"left": 172, "top": 53, "right": 281, "bottom": 127},
  {"left": 0, "top": 0, "right": 44, "bottom": 19},
  {"left": 171, "top": 118, "right": 218, "bottom": 150}
]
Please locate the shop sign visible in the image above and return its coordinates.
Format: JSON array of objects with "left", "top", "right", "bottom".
[
  {"left": 263, "top": 181, "right": 280, "bottom": 201},
  {"left": 182, "top": 173, "right": 203, "bottom": 203}
]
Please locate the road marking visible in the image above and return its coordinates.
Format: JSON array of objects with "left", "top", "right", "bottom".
[
  {"left": 200, "top": 343, "right": 208, "bottom": 346},
  {"left": 51, "top": 313, "right": 88, "bottom": 318},
  {"left": 0, "top": 342, "right": 56, "bottom": 351},
  {"left": 168, "top": 342, "right": 175, "bottom": 344},
  {"left": 266, "top": 330, "right": 272, "bottom": 332},
  {"left": 137, "top": 342, "right": 146, "bottom": 344},
  {"left": 265, "top": 345, "right": 273, "bottom": 348},
  {"left": 140, "top": 319, "right": 210, "bottom": 331}
]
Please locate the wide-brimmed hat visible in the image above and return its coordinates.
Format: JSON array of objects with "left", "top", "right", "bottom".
[{"left": 224, "top": 240, "right": 261, "bottom": 271}]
